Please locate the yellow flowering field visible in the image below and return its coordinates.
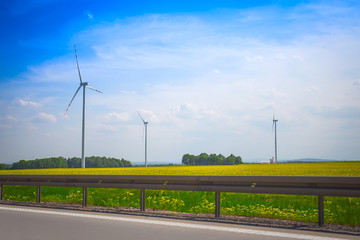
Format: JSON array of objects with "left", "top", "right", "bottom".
[
  {"left": 1, "top": 161, "right": 359, "bottom": 176},
  {"left": 1, "top": 161, "right": 359, "bottom": 225}
]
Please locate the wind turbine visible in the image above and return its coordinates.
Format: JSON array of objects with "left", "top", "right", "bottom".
[
  {"left": 272, "top": 115, "right": 278, "bottom": 163},
  {"left": 65, "top": 45, "right": 103, "bottom": 168},
  {"left": 138, "top": 112, "right": 152, "bottom": 167}
]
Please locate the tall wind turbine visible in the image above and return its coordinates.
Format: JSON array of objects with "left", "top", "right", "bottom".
[
  {"left": 138, "top": 112, "right": 151, "bottom": 167},
  {"left": 65, "top": 45, "right": 103, "bottom": 168},
  {"left": 272, "top": 115, "right": 278, "bottom": 163}
]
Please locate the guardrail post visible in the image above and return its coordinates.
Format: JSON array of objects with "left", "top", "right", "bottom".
[
  {"left": 36, "top": 186, "right": 41, "bottom": 203},
  {"left": 0, "top": 184, "right": 3, "bottom": 200},
  {"left": 140, "top": 189, "right": 145, "bottom": 212},
  {"left": 215, "top": 191, "right": 221, "bottom": 218},
  {"left": 318, "top": 195, "right": 324, "bottom": 226},
  {"left": 83, "top": 187, "right": 87, "bottom": 207}
]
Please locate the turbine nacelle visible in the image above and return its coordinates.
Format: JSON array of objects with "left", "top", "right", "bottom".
[
  {"left": 137, "top": 111, "right": 152, "bottom": 124},
  {"left": 272, "top": 114, "right": 278, "bottom": 132}
]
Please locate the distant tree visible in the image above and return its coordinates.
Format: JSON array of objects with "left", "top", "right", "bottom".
[
  {"left": 182, "top": 153, "right": 243, "bottom": 166},
  {"left": 217, "top": 154, "right": 225, "bottom": 164},
  {"left": 10, "top": 157, "right": 68, "bottom": 169},
  {"left": 208, "top": 154, "right": 220, "bottom": 165},
  {"left": 0, "top": 164, "right": 8, "bottom": 170},
  {"left": 218, "top": 154, "right": 226, "bottom": 161},
  {"left": 121, "top": 158, "right": 132, "bottom": 167},
  {"left": 67, "top": 156, "right": 132, "bottom": 168},
  {"left": 182, "top": 154, "right": 195, "bottom": 165},
  {"left": 182, "top": 154, "right": 188, "bottom": 165},
  {"left": 7, "top": 156, "right": 131, "bottom": 169},
  {"left": 11, "top": 160, "right": 28, "bottom": 169},
  {"left": 182, "top": 154, "right": 198, "bottom": 165},
  {"left": 198, "top": 153, "right": 209, "bottom": 165},
  {"left": 224, "top": 154, "right": 235, "bottom": 165},
  {"left": 189, "top": 155, "right": 197, "bottom": 165},
  {"left": 224, "top": 157, "right": 233, "bottom": 165},
  {"left": 67, "top": 157, "right": 81, "bottom": 168},
  {"left": 234, "top": 155, "right": 243, "bottom": 164}
]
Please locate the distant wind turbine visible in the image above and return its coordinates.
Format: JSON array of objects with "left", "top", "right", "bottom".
[
  {"left": 65, "top": 45, "right": 103, "bottom": 168},
  {"left": 138, "top": 112, "right": 152, "bottom": 167},
  {"left": 272, "top": 115, "right": 278, "bottom": 163}
]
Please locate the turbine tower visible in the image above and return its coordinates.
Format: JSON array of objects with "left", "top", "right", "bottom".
[
  {"left": 65, "top": 45, "right": 102, "bottom": 168},
  {"left": 272, "top": 115, "right": 278, "bottom": 163},
  {"left": 138, "top": 112, "right": 151, "bottom": 167}
]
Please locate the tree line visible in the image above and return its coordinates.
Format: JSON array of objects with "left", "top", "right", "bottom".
[
  {"left": 182, "top": 153, "right": 243, "bottom": 165},
  {"left": 1, "top": 156, "right": 132, "bottom": 170}
]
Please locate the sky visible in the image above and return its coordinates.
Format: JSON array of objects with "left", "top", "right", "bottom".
[{"left": 0, "top": 0, "right": 360, "bottom": 164}]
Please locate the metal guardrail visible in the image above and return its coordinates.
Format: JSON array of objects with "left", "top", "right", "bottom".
[{"left": 1, "top": 175, "right": 359, "bottom": 226}]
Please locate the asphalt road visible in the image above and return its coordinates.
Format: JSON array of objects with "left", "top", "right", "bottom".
[{"left": 0, "top": 205, "right": 356, "bottom": 240}]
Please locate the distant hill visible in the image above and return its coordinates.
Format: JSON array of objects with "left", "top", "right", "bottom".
[
  {"left": 132, "top": 162, "right": 180, "bottom": 167},
  {"left": 281, "top": 158, "right": 338, "bottom": 163}
]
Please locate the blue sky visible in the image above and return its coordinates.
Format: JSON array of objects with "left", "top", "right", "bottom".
[{"left": 1, "top": 0, "right": 360, "bottom": 164}]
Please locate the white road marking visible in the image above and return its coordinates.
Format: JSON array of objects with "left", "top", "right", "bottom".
[{"left": 0, "top": 206, "right": 347, "bottom": 240}]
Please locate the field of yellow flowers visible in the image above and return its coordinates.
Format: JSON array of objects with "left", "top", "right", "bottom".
[
  {"left": 1, "top": 161, "right": 359, "bottom": 225},
  {"left": 1, "top": 161, "right": 360, "bottom": 176}
]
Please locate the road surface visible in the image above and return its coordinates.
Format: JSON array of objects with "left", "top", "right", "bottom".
[{"left": 0, "top": 204, "right": 356, "bottom": 240}]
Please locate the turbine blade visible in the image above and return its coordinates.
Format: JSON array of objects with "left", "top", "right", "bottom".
[
  {"left": 74, "top": 45, "right": 83, "bottom": 83},
  {"left": 146, "top": 113, "right": 153, "bottom": 122},
  {"left": 64, "top": 85, "right": 82, "bottom": 115},
  {"left": 137, "top": 111, "right": 145, "bottom": 123},
  {"left": 272, "top": 112, "right": 275, "bottom": 132},
  {"left": 86, "top": 86, "right": 103, "bottom": 94}
]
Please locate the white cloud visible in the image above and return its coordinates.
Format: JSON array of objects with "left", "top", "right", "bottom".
[
  {"left": 0, "top": 115, "right": 18, "bottom": 128},
  {"left": 353, "top": 80, "right": 360, "bottom": 87},
  {"left": 24, "top": 60, "right": 75, "bottom": 83},
  {"left": 245, "top": 55, "right": 264, "bottom": 62},
  {"left": 307, "top": 106, "right": 360, "bottom": 119},
  {"left": 6, "top": 115, "right": 17, "bottom": 121},
  {"left": 36, "top": 112, "right": 56, "bottom": 123},
  {"left": 94, "top": 123, "right": 118, "bottom": 131},
  {"left": 170, "top": 103, "right": 216, "bottom": 120},
  {"left": 86, "top": 12, "right": 94, "bottom": 20},
  {"left": 104, "top": 112, "right": 130, "bottom": 122},
  {"left": 18, "top": 99, "right": 41, "bottom": 108},
  {"left": 274, "top": 54, "right": 286, "bottom": 60},
  {"left": 292, "top": 55, "right": 303, "bottom": 61}
]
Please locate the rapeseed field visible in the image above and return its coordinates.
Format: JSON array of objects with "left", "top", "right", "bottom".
[
  {"left": 1, "top": 161, "right": 359, "bottom": 225},
  {"left": 1, "top": 161, "right": 359, "bottom": 176}
]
